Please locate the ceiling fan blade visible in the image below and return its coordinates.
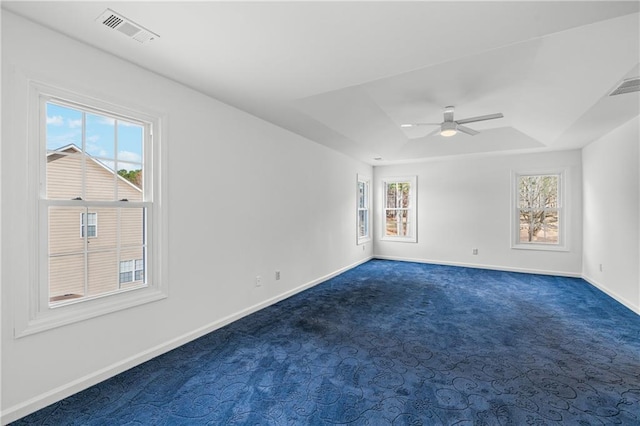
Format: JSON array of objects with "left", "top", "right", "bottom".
[
  {"left": 456, "top": 125, "right": 479, "bottom": 136},
  {"left": 456, "top": 113, "right": 503, "bottom": 125},
  {"left": 400, "top": 122, "right": 440, "bottom": 128},
  {"left": 443, "top": 106, "right": 455, "bottom": 122}
]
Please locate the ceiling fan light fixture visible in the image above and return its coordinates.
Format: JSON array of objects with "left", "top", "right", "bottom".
[{"left": 440, "top": 122, "right": 457, "bottom": 137}]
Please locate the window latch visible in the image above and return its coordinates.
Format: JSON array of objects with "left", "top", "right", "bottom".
[
  {"left": 120, "top": 198, "right": 129, "bottom": 202},
  {"left": 72, "top": 196, "right": 83, "bottom": 200}
]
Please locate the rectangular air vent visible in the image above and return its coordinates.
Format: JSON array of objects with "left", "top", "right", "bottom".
[
  {"left": 610, "top": 77, "right": 640, "bottom": 96},
  {"left": 96, "top": 9, "right": 159, "bottom": 44}
]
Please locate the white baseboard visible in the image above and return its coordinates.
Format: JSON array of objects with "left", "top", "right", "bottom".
[
  {"left": 582, "top": 274, "right": 640, "bottom": 315},
  {"left": 373, "top": 255, "right": 582, "bottom": 278},
  {"left": 1, "top": 256, "right": 373, "bottom": 425}
]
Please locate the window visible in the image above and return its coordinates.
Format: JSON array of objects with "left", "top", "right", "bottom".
[
  {"left": 382, "top": 176, "right": 417, "bottom": 242},
  {"left": 81, "top": 212, "right": 97, "bottom": 238},
  {"left": 44, "top": 98, "right": 150, "bottom": 305},
  {"left": 513, "top": 171, "right": 566, "bottom": 250},
  {"left": 357, "top": 175, "right": 371, "bottom": 244},
  {"left": 15, "top": 80, "right": 167, "bottom": 337},
  {"left": 119, "top": 259, "right": 144, "bottom": 284}
]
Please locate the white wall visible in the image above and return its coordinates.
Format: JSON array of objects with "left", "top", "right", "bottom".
[
  {"left": 582, "top": 117, "right": 640, "bottom": 313},
  {"left": 1, "top": 12, "right": 372, "bottom": 422},
  {"left": 373, "top": 150, "right": 583, "bottom": 276}
]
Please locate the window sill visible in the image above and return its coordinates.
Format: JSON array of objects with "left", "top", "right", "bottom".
[
  {"left": 15, "top": 286, "right": 167, "bottom": 338},
  {"left": 381, "top": 236, "right": 417, "bottom": 243},
  {"left": 511, "top": 243, "right": 569, "bottom": 252}
]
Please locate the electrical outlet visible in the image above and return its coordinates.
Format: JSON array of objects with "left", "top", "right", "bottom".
[
  {"left": 275, "top": 270, "right": 281, "bottom": 280},
  {"left": 255, "top": 275, "right": 262, "bottom": 287},
  {"left": 472, "top": 248, "right": 478, "bottom": 255},
  {"left": 599, "top": 264, "right": 603, "bottom": 272}
]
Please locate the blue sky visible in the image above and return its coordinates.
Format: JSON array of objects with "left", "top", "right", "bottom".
[{"left": 46, "top": 102, "right": 143, "bottom": 171}]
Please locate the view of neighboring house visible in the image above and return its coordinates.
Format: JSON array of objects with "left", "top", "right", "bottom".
[{"left": 47, "top": 145, "right": 145, "bottom": 303}]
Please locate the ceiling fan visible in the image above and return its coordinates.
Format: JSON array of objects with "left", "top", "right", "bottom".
[{"left": 401, "top": 106, "right": 503, "bottom": 137}]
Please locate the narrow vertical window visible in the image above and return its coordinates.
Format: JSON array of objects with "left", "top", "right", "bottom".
[
  {"left": 357, "top": 175, "right": 371, "bottom": 244},
  {"left": 382, "top": 176, "right": 417, "bottom": 242},
  {"left": 80, "top": 212, "right": 98, "bottom": 238},
  {"left": 513, "top": 171, "right": 566, "bottom": 250}
]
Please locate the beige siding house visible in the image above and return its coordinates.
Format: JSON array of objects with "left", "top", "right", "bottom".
[{"left": 47, "top": 145, "right": 144, "bottom": 302}]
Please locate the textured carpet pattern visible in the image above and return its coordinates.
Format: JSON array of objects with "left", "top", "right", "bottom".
[{"left": 13, "top": 260, "right": 640, "bottom": 425}]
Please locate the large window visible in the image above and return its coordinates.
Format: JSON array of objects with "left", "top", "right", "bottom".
[
  {"left": 382, "top": 176, "right": 417, "bottom": 242},
  {"left": 16, "top": 81, "right": 167, "bottom": 337},
  {"left": 513, "top": 171, "right": 565, "bottom": 250},
  {"left": 357, "top": 175, "right": 371, "bottom": 244},
  {"left": 44, "top": 98, "right": 149, "bottom": 305}
]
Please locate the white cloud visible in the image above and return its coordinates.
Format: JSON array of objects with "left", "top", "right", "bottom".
[
  {"left": 118, "top": 150, "right": 142, "bottom": 164},
  {"left": 68, "top": 119, "right": 82, "bottom": 129},
  {"left": 47, "top": 115, "right": 64, "bottom": 126}
]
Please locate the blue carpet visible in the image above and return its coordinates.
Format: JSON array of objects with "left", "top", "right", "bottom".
[{"left": 12, "top": 260, "right": 640, "bottom": 425}]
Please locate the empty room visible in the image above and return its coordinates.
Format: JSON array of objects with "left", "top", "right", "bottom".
[{"left": 1, "top": 1, "right": 639, "bottom": 425}]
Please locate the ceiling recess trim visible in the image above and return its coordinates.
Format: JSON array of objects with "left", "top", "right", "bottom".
[
  {"left": 96, "top": 9, "right": 159, "bottom": 44},
  {"left": 609, "top": 77, "right": 640, "bottom": 96}
]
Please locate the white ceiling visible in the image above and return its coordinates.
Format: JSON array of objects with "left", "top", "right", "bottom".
[{"left": 3, "top": 1, "right": 639, "bottom": 164}]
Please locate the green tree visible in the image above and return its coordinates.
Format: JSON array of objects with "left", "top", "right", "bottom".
[{"left": 118, "top": 169, "right": 142, "bottom": 188}]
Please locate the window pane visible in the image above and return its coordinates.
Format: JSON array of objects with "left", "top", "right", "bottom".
[
  {"left": 400, "top": 183, "right": 410, "bottom": 208},
  {"left": 358, "top": 182, "right": 366, "bottom": 209},
  {"left": 47, "top": 152, "right": 84, "bottom": 200},
  {"left": 49, "top": 206, "right": 86, "bottom": 255},
  {"left": 539, "top": 210, "right": 559, "bottom": 243},
  {"left": 358, "top": 210, "right": 368, "bottom": 238},
  {"left": 117, "top": 121, "right": 144, "bottom": 198},
  {"left": 518, "top": 175, "right": 558, "bottom": 209},
  {"left": 86, "top": 113, "right": 115, "bottom": 160},
  {"left": 49, "top": 254, "right": 85, "bottom": 302},
  {"left": 121, "top": 247, "right": 146, "bottom": 288},
  {"left": 46, "top": 103, "right": 82, "bottom": 152},
  {"left": 519, "top": 209, "right": 559, "bottom": 244},
  {"left": 399, "top": 209, "right": 410, "bottom": 236},
  {"left": 86, "top": 209, "right": 115, "bottom": 251},
  {"left": 88, "top": 251, "right": 118, "bottom": 296},
  {"left": 120, "top": 208, "right": 146, "bottom": 248},
  {"left": 386, "top": 183, "right": 397, "bottom": 208},
  {"left": 385, "top": 210, "right": 398, "bottom": 236},
  {"left": 117, "top": 166, "right": 143, "bottom": 201}
]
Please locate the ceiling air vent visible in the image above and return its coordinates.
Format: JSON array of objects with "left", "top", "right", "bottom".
[
  {"left": 609, "top": 77, "right": 640, "bottom": 96},
  {"left": 96, "top": 9, "right": 159, "bottom": 44}
]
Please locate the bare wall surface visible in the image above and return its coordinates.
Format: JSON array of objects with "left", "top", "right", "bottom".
[
  {"left": 582, "top": 117, "right": 640, "bottom": 313},
  {"left": 1, "top": 11, "right": 372, "bottom": 422},
  {"left": 373, "top": 150, "right": 584, "bottom": 276}
]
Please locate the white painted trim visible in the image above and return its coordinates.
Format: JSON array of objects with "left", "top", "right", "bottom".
[
  {"left": 582, "top": 274, "right": 640, "bottom": 315},
  {"left": 0, "top": 256, "right": 373, "bottom": 424},
  {"left": 373, "top": 255, "right": 582, "bottom": 278}
]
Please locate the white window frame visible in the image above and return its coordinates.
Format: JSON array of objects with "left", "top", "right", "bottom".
[
  {"left": 511, "top": 169, "right": 568, "bottom": 251},
  {"left": 15, "top": 80, "right": 168, "bottom": 338},
  {"left": 80, "top": 212, "right": 98, "bottom": 238},
  {"left": 381, "top": 176, "right": 417, "bottom": 243},
  {"left": 357, "top": 174, "right": 371, "bottom": 245}
]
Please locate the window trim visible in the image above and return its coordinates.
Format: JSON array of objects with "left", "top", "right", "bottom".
[
  {"left": 511, "top": 169, "right": 568, "bottom": 252},
  {"left": 357, "top": 174, "right": 371, "bottom": 245},
  {"left": 381, "top": 176, "right": 418, "bottom": 243},
  {"left": 15, "top": 78, "right": 168, "bottom": 338}
]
